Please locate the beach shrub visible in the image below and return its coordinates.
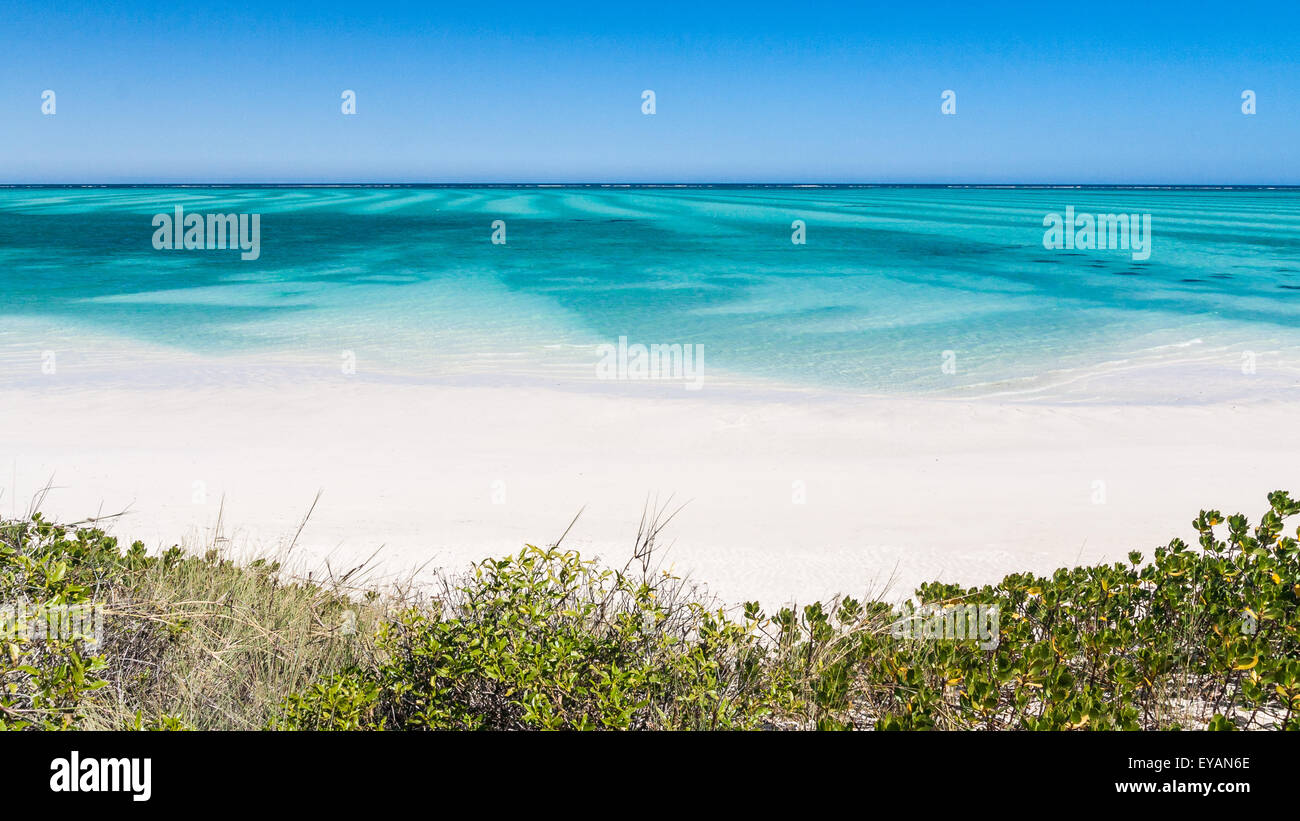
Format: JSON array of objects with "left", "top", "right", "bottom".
[
  {"left": 4, "top": 491, "right": 1299, "bottom": 730},
  {"left": 274, "top": 544, "right": 789, "bottom": 730},
  {"left": 0, "top": 515, "right": 118, "bottom": 729},
  {"left": 277, "top": 492, "right": 1300, "bottom": 731},
  {"left": 0, "top": 515, "right": 385, "bottom": 730},
  {"left": 849, "top": 490, "right": 1300, "bottom": 730}
]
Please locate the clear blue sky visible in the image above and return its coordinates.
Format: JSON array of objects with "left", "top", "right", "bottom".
[{"left": 2, "top": 0, "right": 1297, "bottom": 183}]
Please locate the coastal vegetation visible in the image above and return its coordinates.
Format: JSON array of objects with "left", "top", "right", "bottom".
[{"left": 3, "top": 493, "right": 1298, "bottom": 731}]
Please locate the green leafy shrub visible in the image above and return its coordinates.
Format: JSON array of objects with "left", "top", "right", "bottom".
[
  {"left": 277, "top": 492, "right": 1300, "bottom": 731},
  {"left": 275, "top": 544, "right": 788, "bottom": 729},
  {"left": 1, "top": 515, "right": 386, "bottom": 730},
  {"left": 1, "top": 515, "right": 115, "bottom": 728},
  {"left": 847, "top": 490, "right": 1300, "bottom": 730},
  {"left": 6, "top": 492, "right": 1300, "bottom": 731}
]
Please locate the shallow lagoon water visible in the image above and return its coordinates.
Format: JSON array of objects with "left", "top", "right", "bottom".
[{"left": 2, "top": 186, "right": 1299, "bottom": 401}]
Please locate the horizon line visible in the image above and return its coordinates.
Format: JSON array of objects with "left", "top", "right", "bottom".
[{"left": 5, "top": 182, "right": 1300, "bottom": 189}]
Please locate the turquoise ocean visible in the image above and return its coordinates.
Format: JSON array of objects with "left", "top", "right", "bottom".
[{"left": 2, "top": 186, "right": 1299, "bottom": 402}]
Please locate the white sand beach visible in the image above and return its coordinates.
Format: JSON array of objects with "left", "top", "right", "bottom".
[{"left": 2, "top": 352, "right": 1294, "bottom": 608}]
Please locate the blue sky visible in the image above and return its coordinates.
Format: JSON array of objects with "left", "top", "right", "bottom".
[{"left": 2, "top": 1, "right": 1298, "bottom": 183}]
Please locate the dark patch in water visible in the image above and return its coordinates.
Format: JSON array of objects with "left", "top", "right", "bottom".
[
  {"left": 1278, "top": 284, "right": 1300, "bottom": 290},
  {"left": 1180, "top": 278, "right": 1206, "bottom": 283},
  {"left": 1209, "top": 273, "right": 1233, "bottom": 279}
]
